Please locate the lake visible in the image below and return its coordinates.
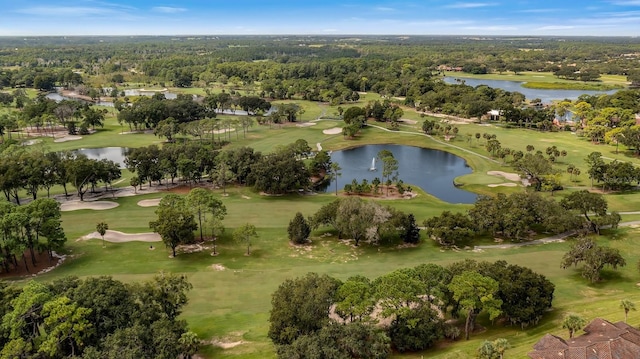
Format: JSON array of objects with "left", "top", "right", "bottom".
[
  {"left": 75, "top": 147, "right": 128, "bottom": 168},
  {"left": 443, "top": 76, "right": 617, "bottom": 103},
  {"left": 327, "top": 144, "right": 476, "bottom": 204}
]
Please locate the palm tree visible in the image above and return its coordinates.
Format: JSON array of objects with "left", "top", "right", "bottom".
[
  {"left": 493, "top": 338, "right": 510, "bottom": 359},
  {"left": 329, "top": 162, "right": 342, "bottom": 196},
  {"left": 620, "top": 299, "right": 636, "bottom": 323},
  {"left": 96, "top": 221, "right": 109, "bottom": 248},
  {"left": 562, "top": 313, "right": 586, "bottom": 338}
]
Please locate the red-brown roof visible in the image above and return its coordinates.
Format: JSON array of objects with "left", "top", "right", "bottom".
[{"left": 528, "top": 318, "right": 640, "bottom": 359}]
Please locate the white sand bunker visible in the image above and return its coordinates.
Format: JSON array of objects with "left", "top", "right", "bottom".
[
  {"left": 296, "top": 122, "right": 317, "bottom": 127},
  {"left": 23, "top": 139, "right": 42, "bottom": 146},
  {"left": 487, "top": 171, "right": 521, "bottom": 182},
  {"left": 137, "top": 198, "right": 161, "bottom": 207},
  {"left": 399, "top": 118, "right": 418, "bottom": 124},
  {"left": 488, "top": 183, "right": 518, "bottom": 187},
  {"left": 54, "top": 135, "right": 82, "bottom": 143},
  {"left": 61, "top": 200, "right": 119, "bottom": 211},
  {"left": 211, "top": 128, "right": 235, "bottom": 134},
  {"left": 323, "top": 127, "right": 343, "bottom": 135},
  {"left": 81, "top": 230, "right": 161, "bottom": 243}
]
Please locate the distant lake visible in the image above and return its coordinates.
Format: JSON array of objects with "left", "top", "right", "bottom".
[
  {"left": 75, "top": 147, "right": 128, "bottom": 168},
  {"left": 443, "top": 76, "right": 617, "bottom": 103},
  {"left": 46, "top": 92, "right": 113, "bottom": 107},
  {"left": 326, "top": 144, "right": 476, "bottom": 204}
]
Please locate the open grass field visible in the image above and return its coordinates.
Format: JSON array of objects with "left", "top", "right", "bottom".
[{"left": 7, "top": 100, "right": 640, "bottom": 358}]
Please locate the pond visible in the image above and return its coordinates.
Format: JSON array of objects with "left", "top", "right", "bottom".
[
  {"left": 74, "top": 147, "right": 129, "bottom": 168},
  {"left": 443, "top": 76, "right": 617, "bottom": 104},
  {"left": 45, "top": 93, "right": 114, "bottom": 107},
  {"left": 326, "top": 144, "right": 476, "bottom": 204}
]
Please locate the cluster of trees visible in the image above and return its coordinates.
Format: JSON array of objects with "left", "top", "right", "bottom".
[
  {"left": 310, "top": 197, "right": 420, "bottom": 246},
  {"left": 0, "top": 96, "right": 107, "bottom": 137},
  {"left": 0, "top": 198, "right": 65, "bottom": 274},
  {"left": 585, "top": 151, "right": 640, "bottom": 191},
  {"left": 149, "top": 189, "right": 226, "bottom": 257},
  {"left": 269, "top": 260, "right": 554, "bottom": 357},
  {"left": 424, "top": 191, "right": 619, "bottom": 246},
  {"left": 126, "top": 140, "right": 322, "bottom": 195},
  {"left": 0, "top": 273, "right": 199, "bottom": 358},
  {"left": 0, "top": 147, "right": 121, "bottom": 203}
]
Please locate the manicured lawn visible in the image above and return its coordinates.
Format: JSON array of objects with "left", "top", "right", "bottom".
[{"left": 9, "top": 100, "right": 640, "bottom": 358}]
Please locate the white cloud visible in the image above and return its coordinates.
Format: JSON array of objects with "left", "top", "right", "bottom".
[
  {"left": 518, "top": 8, "right": 562, "bottom": 13},
  {"left": 374, "top": 6, "right": 396, "bottom": 12},
  {"left": 464, "top": 25, "right": 518, "bottom": 31},
  {"left": 536, "top": 25, "right": 577, "bottom": 30},
  {"left": 152, "top": 6, "right": 187, "bottom": 14},
  {"left": 609, "top": 0, "right": 640, "bottom": 5},
  {"left": 445, "top": 2, "right": 497, "bottom": 9},
  {"left": 16, "top": 6, "right": 119, "bottom": 16}
]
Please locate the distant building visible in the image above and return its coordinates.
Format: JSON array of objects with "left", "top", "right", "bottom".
[{"left": 528, "top": 318, "right": 640, "bottom": 359}]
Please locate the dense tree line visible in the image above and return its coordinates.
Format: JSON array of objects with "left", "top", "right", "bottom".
[
  {"left": 0, "top": 147, "right": 121, "bottom": 203},
  {"left": 269, "top": 260, "right": 554, "bottom": 356},
  {"left": 126, "top": 140, "right": 325, "bottom": 195},
  {"left": 0, "top": 273, "right": 199, "bottom": 358},
  {"left": 424, "top": 191, "right": 618, "bottom": 247}
]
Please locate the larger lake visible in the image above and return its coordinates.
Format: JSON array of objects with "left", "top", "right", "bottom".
[
  {"left": 443, "top": 76, "right": 617, "bottom": 103},
  {"left": 327, "top": 144, "right": 476, "bottom": 204}
]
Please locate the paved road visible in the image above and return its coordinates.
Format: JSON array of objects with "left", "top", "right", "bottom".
[{"left": 474, "top": 220, "right": 640, "bottom": 250}]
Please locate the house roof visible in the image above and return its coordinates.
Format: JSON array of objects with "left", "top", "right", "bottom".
[{"left": 528, "top": 318, "right": 640, "bottom": 359}]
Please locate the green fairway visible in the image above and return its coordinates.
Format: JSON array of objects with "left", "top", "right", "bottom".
[{"left": 10, "top": 104, "right": 640, "bottom": 358}]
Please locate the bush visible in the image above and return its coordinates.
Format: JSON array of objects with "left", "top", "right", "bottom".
[{"left": 287, "top": 212, "right": 311, "bottom": 244}]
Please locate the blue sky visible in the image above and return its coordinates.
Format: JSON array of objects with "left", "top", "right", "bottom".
[{"left": 1, "top": 0, "right": 640, "bottom": 36}]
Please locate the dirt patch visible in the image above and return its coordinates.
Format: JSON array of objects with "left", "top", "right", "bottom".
[
  {"left": 80, "top": 230, "right": 161, "bottom": 243},
  {"left": 488, "top": 183, "right": 518, "bottom": 187},
  {"left": 211, "top": 264, "right": 226, "bottom": 271},
  {"left": 487, "top": 171, "right": 521, "bottom": 182},
  {"left": 163, "top": 185, "right": 194, "bottom": 194},
  {"left": 60, "top": 200, "right": 119, "bottom": 211},
  {"left": 54, "top": 135, "right": 82, "bottom": 143},
  {"left": 0, "top": 250, "right": 62, "bottom": 279},
  {"left": 137, "top": 198, "right": 161, "bottom": 207},
  {"left": 323, "top": 127, "right": 343, "bottom": 135}
]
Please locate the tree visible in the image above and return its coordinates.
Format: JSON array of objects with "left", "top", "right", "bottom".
[
  {"left": 329, "top": 162, "right": 342, "bottom": 196},
  {"left": 149, "top": 194, "right": 197, "bottom": 257},
  {"left": 334, "top": 275, "right": 375, "bottom": 322},
  {"left": 233, "top": 223, "right": 258, "bottom": 255},
  {"left": 560, "top": 190, "right": 609, "bottom": 234},
  {"left": 477, "top": 338, "right": 509, "bottom": 359},
  {"left": 561, "top": 237, "right": 626, "bottom": 282},
  {"left": 39, "top": 296, "right": 93, "bottom": 358},
  {"left": 377, "top": 150, "right": 399, "bottom": 196},
  {"left": 400, "top": 213, "right": 421, "bottom": 244},
  {"left": 287, "top": 212, "right": 311, "bottom": 244},
  {"left": 620, "top": 299, "right": 636, "bottom": 323},
  {"left": 277, "top": 322, "right": 390, "bottom": 359},
  {"left": 96, "top": 221, "right": 108, "bottom": 248},
  {"left": 448, "top": 271, "right": 502, "bottom": 340},
  {"left": 562, "top": 313, "right": 586, "bottom": 339},
  {"left": 268, "top": 272, "right": 341, "bottom": 346},
  {"left": 186, "top": 188, "right": 226, "bottom": 241},
  {"left": 388, "top": 303, "right": 443, "bottom": 352}
]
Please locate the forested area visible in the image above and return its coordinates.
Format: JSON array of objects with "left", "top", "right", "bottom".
[
  {"left": 269, "top": 260, "right": 554, "bottom": 357},
  {"left": 0, "top": 273, "right": 199, "bottom": 358}
]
